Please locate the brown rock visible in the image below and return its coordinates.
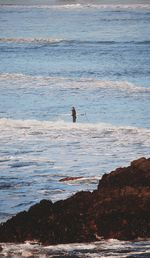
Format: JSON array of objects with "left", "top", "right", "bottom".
[
  {"left": 98, "top": 157, "right": 150, "bottom": 189},
  {"left": 59, "top": 176, "right": 83, "bottom": 182},
  {"left": 131, "top": 157, "right": 150, "bottom": 172}
]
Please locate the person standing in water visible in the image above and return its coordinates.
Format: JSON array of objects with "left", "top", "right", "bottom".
[{"left": 71, "top": 107, "right": 77, "bottom": 123}]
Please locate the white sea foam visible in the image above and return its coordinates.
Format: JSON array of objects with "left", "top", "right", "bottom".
[
  {"left": 0, "top": 72, "right": 149, "bottom": 93},
  {"left": 0, "top": 37, "right": 64, "bottom": 44},
  {"left": 1, "top": 239, "right": 150, "bottom": 258},
  {"left": 55, "top": 3, "right": 150, "bottom": 10},
  {"left": 44, "top": 242, "right": 96, "bottom": 251},
  {"left": 1, "top": 4, "right": 150, "bottom": 10},
  {"left": 0, "top": 37, "right": 150, "bottom": 45},
  {"left": 0, "top": 117, "right": 149, "bottom": 133},
  {"left": 0, "top": 117, "right": 148, "bottom": 132},
  {"left": 0, "top": 118, "right": 150, "bottom": 151},
  {"left": 60, "top": 176, "right": 101, "bottom": 185},
  {"left": 0, "top": 118, "right": 149, "bottom": 178}
]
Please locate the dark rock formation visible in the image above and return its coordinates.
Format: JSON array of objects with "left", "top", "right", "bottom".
[
  {"left": 59, "top": 176, "right": 83, "bottom": 182},
  {"left": 0, "top": 157, "right": 150, "bottom": 244}
]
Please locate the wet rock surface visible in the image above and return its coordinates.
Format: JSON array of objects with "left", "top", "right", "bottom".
[
  {"left": 0, "top": 157, "right": 150, "bottom": 244},
  {"left": 59, "top": 176, "right": 83, "bottom": 182}
]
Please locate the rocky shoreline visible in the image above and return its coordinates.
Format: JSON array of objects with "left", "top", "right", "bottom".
[{"left": 0, "top": 157, "right": 150, "bottom": 245}]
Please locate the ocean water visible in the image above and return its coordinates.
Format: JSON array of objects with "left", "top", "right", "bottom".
[{"left": 0, "top": 0, "right": 150, "bottom": 257}]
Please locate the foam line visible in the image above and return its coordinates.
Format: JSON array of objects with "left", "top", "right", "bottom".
[
  {"left": 0, "top": 73, "right": 149, "bottom": 93},
  {"left": 0, "top": 37, "right": 64, "bottom": 44},
  {"left": 0, "top": 118, "right": 149, "bottom": 135},
  {"left": 0, "top": 38, "right": 150, "bottom": 45},
  {"left": 1, "top": 4, "right": 150, "bottom": 10}
]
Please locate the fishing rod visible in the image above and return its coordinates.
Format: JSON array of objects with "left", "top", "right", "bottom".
[{"left": 80, "top": 112, "right": 90, "bottom": 122}]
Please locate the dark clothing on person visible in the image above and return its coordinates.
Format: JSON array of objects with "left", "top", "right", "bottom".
[{"left": 72, "top": 107, "right": 77, "bottom": 123}]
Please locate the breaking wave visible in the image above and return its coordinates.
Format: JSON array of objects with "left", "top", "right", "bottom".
[
  {"left": 1, "top": 37, "right": 150, "bottom": 45},
  {"left": 0, "top": 37, "right": 64, "bottom": 44},
  {"left": 0, "top": 72, "right": 149, "bottom": 93},
  {"left": 0, "top": 239, "right": 150, "bottom": 258},
  {"left": 1, "top": 4, "right": 150, "bottom": 10},
  {"left": 0, "top": 118, "right": 150, "bottom": 142}
]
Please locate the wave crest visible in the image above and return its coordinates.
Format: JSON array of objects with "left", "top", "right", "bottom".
[
  {"left": 0, "top": 72, "right": 149, "bottom": 93},
  {"left": 0, "top": 37, "right": 150, "bottom": 45},
  {"left": 0, "top": 117, "right": 149, "bottom": 134},
  {"left": 1, "top": 4, "right": 150, "bottom": 10},
  {"left": 0, "top": 37, "right": 64, "bottom": 44}
]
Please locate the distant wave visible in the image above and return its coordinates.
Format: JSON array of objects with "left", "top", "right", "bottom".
[
  {"left": 0, "top": 72, "right": 150, "bottom": 93},
  {"left": 136, "top": 40, "right": 150, "bottom": 45},
  {"left": 0, "top": 37, "right": 118, "bottom": 46},
  {"left": 0, "top": 37, "right": 115, "bottom": 45},
  {"left": 0, "top": 37, "right": 150, "bottom": 46},
  {"left": 39, "top": 4, "right": 150, "bottom": 11},
  {"left": 1, "top": 4, "right": 150, "bottom": 10},
  {"left": 0, "top": 37, "right": 64, "bottom": 44}
]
